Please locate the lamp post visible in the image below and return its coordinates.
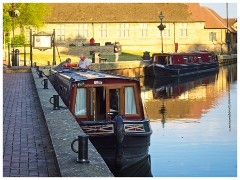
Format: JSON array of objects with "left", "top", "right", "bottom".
[
  {"left": 8, "top": 3, "right": 20, "bottom": 67},
  {"left": 226, "top": 3, "right": 230, "bottom": 55},
  {"left": 157, "top": 11, "right": 165, "bottom": 54}
]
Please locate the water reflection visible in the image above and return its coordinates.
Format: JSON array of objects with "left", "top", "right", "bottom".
[
  {"left": 107, "top": 64, "right": 237, "bottom": 177},
  {"left": 141, "top": 64, "right": 237, "bottom": 177},
  {"left": 141, "top": 64, "right": 237, "bottom": 125}
]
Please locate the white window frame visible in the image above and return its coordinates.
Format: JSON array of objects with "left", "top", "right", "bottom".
[
  {"left": 163, "top": 23, "right": 170, "bottom": 37},
  {"left": 57, "top": 24, "right": 65, "bottom": 42},
  {"left": 76, "top": 24, "right": 89, "bottom": 39},
  {"left": 140, "top": 23, "right": 148, "bottom": 37},
  {"left": 99, "top": 24, "right": 108, "bottom": 38},
  {"left": 209, "top": 32, "right": 217, "bottom": 41},
  {"left": 179, "top": 23, "right": 188, "bottom": 37},
  {"left": 117, "top": 23, "right": 129, "bottom": 37}
]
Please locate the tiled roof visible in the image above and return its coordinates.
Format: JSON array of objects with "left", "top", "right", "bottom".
[
  {"left": 44, "top": 3, "right": 236, "bottom": 32},
  {"left": 201, "top": 7, "right": 227, "bottom": 29},
  {"left": 224, "top": 18, "right": 237, "bottom": 32},
  {"left": 45, "top": 3, "right": 205, "bottom": 23},
  {"left": 201, "top": 7, "right": 236, "bottom": 32}
]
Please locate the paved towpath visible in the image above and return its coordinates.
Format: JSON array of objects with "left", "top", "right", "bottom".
[{"left": 3, "top": 72, "right": 61, "bottom": 177}]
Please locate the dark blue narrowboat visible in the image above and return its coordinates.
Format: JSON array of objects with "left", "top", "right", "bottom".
[
  {"left": 147, "top": 51, "right": 219, "bottom": 78},
  {"left": 48, "top": 67, "right": 152, "bottom": 177}
]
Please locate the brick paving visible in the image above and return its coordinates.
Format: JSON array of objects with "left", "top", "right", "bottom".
[{"left": 3, "top": 73, "right": 61, "bottom": 177}]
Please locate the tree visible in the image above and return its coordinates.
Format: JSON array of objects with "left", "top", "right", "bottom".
[
  {"left": 16, "top": 3, "right": 51, "bottom": 29},
  {"left": 3, "top": 3, "right": 51, "bottom": 45}
]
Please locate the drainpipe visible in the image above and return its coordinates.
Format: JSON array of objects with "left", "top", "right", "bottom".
[{"left": 92, "top": 23, "right": 94, "bottom": 39}]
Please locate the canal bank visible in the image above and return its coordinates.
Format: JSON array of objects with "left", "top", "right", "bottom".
[
  {"left": 3, "top": 66, "right": 113, "bottom": 177},
  {"left": 217, "top": 54, "right": 237, "bottom": 65}
]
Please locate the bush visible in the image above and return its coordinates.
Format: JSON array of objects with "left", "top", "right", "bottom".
[{"left": 11, "top": 34, "right": 26, "bottom": 46}]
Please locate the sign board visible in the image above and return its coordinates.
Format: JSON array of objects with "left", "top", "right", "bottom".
[{"left": 33, "top": 32, "right": 52, "bottom": 50}]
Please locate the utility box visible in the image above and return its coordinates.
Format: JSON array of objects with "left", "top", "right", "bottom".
[{"left": 92, "top": 52, "right": 100, "bottom": 63}]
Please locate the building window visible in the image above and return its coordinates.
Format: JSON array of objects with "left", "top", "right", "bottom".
[
  {"left": 76, "top": 24, "right": 89, "bottom": 39},
  {"left": 179, "top": 23, "right": 188, "bottom": 37},
  {"left": 117, "top": 23, "right": 129, "bottom": 37},
  {"left": 57, "top": 24, "right": 65, "bottom": 42},
  {"left": 99, "top": 24, "right": 107, "bottom": 37},
  {"left": 163, "top": 23, "right": 170, "bottom": 37},
  {"left": 209, "top": 32, "right": 217, "bottom": 41},
  {"left": 140, "top": 23, "right": 148, "bottom": 37}
]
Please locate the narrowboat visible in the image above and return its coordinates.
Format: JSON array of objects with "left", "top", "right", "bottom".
[
  {"left": 147, "top": 51, "right": 219, "bottom": 78},
  {"left": 48, "top": 67, "right": 152, "bottom": 177}
]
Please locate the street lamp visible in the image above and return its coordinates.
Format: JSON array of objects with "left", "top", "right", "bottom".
[
  {"left": 8, "top": 4, "right": 20, "bottom": 67},
  {"left": 157, "top": 11, "right": 166, "bottom": 54}
]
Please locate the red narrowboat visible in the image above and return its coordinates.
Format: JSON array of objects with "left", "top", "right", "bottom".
[
  {"left": 147, "top": 51, "right": 219, "bottom": 78},
  {"left": 48, "top": 67, "right": 152, "bottom": 176}
]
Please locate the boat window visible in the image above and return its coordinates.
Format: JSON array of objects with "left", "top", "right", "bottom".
[
  {"left": 110, "top": 89, "right": 119, "bottom": 112},
  {"left": 198, "top": 56, "right": 202, "bottom": 63},
  {"left": 189, "top": 56, "right": 194, "bottom": 62},
  {"left": 125, "top": 87, "right": 137, "bottom": 114},
  {"left": 75, "top": 88, "right": 86, "bottom": 115},
  {"left": 156, "top": 56, "right": 167, "bottom": 65},
  {"left": 208, "top": 56, "right": 212, "bottom": 61},
  {"left": 169, "top": 56, "right": 173, "bottom": 64},
  {"left": 183, "top": 56, "right": 188, "bottom": 63}
]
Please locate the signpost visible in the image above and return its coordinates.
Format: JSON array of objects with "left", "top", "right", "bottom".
[{"left": 33, "top": 30, "right": 56, "bottom": 65}]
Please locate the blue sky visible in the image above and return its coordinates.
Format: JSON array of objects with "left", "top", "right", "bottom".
[
  {"left": 2, "top": 0, "right": 238, "bottom": 19},
  {"left": 200, "top": 3, "right": 237, "bottom": 18}
]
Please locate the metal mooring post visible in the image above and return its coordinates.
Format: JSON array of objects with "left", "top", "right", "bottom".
[
  {"left": 41, "top": 79, "right": 48, "bottom": 89},
  {"left": 49, "top": 95, "right": 60, "bottom": 110},
  {"left": 71, "top": 135, "right": 90, "bottom": 163},
  {"left": 37, "top": 70, "right": 43, "bottom": 78}
]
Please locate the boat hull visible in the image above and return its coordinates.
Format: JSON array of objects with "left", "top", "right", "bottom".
[
  {"left": 79, "top": 116, "right": 152, "bottom": 177},
  {"left": 148, "top": 62, "right": 219, "bottom": 78}
]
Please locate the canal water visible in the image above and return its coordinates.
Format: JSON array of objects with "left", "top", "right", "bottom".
[{"left": 141, "top": 64, "right": 237, "bottom": 177}]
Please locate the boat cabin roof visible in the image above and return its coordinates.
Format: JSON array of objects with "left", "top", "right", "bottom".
[
  {"left": 51, "top": 68, "right": 135, "bottom": 82},
  {"left": 152, "top": 51, "right": 213, "bottom": 57}
]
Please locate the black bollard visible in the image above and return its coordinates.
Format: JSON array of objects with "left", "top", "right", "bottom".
[
  {"left": 71, "top": 135, "right": 90, "bottom": 163},
  {"left": 37, "top": 70, "right": 43, "bottom": 78},
  {"left": 49, "top": 95, "right": 60, "bottom": 110},
  {"left": 41, "top": 79, "right": 48, "bottom": 89}
]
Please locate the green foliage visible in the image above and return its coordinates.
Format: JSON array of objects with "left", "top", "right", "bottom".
[
  {"left": 3, "top": 3, "right": 51, "bottom": 33},
  {"left": 4, "top": 36, "right": 11, "bottom": 44},
  {"left": 12, "top": 34, "right": 26, "bottom": 46},
  {"left": 16, "top": 3, "right": 51, "bottom": 28},
  {"left": 3, "top": 13, "right": 12, "bottom": 33}
]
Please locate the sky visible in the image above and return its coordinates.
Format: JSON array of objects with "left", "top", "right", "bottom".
[
  {"left": 1, "top": 0, "right": 238, "bottom": 19},
  {"left": 200, "top": 2, "right": 238, "bottom": 18}
]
